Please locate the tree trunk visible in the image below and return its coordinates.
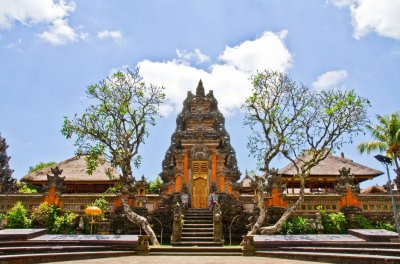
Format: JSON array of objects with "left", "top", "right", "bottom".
[
  {"left": 247, "top": 176, "right": 266, "bottom": 235},
  {"left": 259, "top": 179, "right": 305, "bottom": 234},
  {"left": 121, "top": 196, "right": 160, "bottom": 245}
]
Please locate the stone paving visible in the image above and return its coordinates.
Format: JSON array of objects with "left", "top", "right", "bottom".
[
  {"left": 47, "top": 255, "right": 326, "bottom": 264},
  {"left": 30, "top": 234, "right": 138, "bottom": 241},
  {"left": 254, "top": 234, "right": 364, "bottom": 242}
]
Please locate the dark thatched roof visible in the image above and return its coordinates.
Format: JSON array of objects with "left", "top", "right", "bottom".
[
  {"left": 279, "top": 154, "right": 383, "bottom": 181},
  {"left": 21, "top": 156, "right": 120, "bottom": 183}
]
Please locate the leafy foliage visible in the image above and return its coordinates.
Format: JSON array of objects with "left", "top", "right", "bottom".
[
  {"left": 280, "top": 216, "right": 316, "bottom": 234},
  {"left": 319, "top": 209, "right": 347, "bottom": 234},
  {"left": 243, "top": 70, "right": 370, "bottom": 235},
  {"left": 28, "top": 161, "right": 57, "bottom": 172},
  {"left": 148, "top": 176, "right": 163, "bottom": 194},
  {"left": 61, "top": 68, "right": 165, "bottom": 188},
  {"left": 17, "top": 182, "right": 40, "bottom": 194},
  {"left": 6, "top": 202, "right": 31, "bottom": 228},
  {"left": 31, "top": 202, "right": 59, "bottom": 228},
  {"left": 373, "top": 220, "right": 396, "bottom": 232},
  {"left": 51, "top": 212, "right": 78, "bottom": 234},
  {"left": 354, "top": 215, "right": 373, "bottom": 229},
  {"left": 89, "top": 195, "right": 109, "bottom": 219},
  {"left": 358, "top": 112, "right": 400, "bottom": 186}
]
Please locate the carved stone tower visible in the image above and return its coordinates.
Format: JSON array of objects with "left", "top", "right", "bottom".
[{"left": 160, "top": 80, "right": 241, "bottom": 208}]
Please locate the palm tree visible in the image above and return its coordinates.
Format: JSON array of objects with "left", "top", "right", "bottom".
[{"left": 358, "top": 112, "right": 400, "bottom": 186}]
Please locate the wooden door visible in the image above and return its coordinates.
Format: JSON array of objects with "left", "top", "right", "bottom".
[{"left": 191, "top": 161, "right": 208, "bottom": 208}]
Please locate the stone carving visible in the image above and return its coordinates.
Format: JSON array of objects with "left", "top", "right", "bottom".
[
  {"left": 45, "top": 166, "right": 65, "bottom": 195},
  {"left": 265, "top": 169, "right": 286, "bottom": 195},
  {"left": 171, "top": 202, "right": 182, "bottom": 242},
  {"left": 213, "top": 202, "right": 224, "bottom": 243},
  {"left": 335, "top": 167, "right": 360, "bottom": 194}
]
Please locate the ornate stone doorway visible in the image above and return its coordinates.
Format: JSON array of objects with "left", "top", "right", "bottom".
[{"left": 191, "top": 160, "right": 208, "bottom": 208}]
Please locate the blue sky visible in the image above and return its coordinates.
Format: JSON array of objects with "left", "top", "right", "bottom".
[{"left": 1, "top": 0, "right": 399, "bottom": 188}]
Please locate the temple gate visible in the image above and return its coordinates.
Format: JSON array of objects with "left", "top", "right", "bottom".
[{"left": 160, "top": 80, "right": 241, "bottom": 208}]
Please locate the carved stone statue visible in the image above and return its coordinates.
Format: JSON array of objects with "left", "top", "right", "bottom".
[
  {"left": 213, "top": 203, "right": 224, "bottom": 243},
  {"left": 171, "top": 202, "right": 182, "bottom": 242},
  {"left": 335, "top": 167, "right": 360, "bottom": 194},
  {"left": 45, "top": 166, "right": 65, "bottom": 195}
]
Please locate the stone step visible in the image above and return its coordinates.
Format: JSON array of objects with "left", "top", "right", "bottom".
[
  {"left": 151, "top": 246, "right": 241, "bottom": 253},
  {"left": 183, "top": 224, "right": 213, "bottom": 229},
  {"left": 171, "top": 241, "right": 223, "bottom": 247},
  {"left": 278, "top": 246, "right": 400, "bottom": 257},
  {"left": 184, "top": 215, "right": 213, "bottom": 220},
  {"left": 255, "top": 250, "right": 400, "bottom": 264},
  {"left": 184, "top": 220, "right": 213, "bottom": 224},
  {"left": 0, "top": 245, "right": 110, "bottom": 255},
  {"left": 182, "top": 232, "right": 214, "bottom": 237},
  {"left": 0, "top": 250, "right": 135, "bottom": 264},
  {"left": 181, "top": 237, "right": 214, "bottom": 241},
  {"left": 182, "top": 227, "right": 214, "bottom": 232},
  {"left": 150, "top": 252, "right": 241, "bottom": 256}
]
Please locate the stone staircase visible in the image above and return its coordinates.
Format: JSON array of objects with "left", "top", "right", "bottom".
[
  {"left": 172, "top": 208, "right": 223, "bottom": 247},
  {"left": 254, "top": 241, "right": 400, "bottom": 263}
]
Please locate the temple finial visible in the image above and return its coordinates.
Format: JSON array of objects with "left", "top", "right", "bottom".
[{"left": 196, "top": 79, "right": 205, "bottom": 97}]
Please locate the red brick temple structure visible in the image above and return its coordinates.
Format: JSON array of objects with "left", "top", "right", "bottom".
[{"left": 160, "top": 80, "right": 241, "bottom": 208}]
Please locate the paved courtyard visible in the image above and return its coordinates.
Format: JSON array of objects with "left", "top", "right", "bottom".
[{"left": 49, "top": 256, "right": 325, "bottom": 264}]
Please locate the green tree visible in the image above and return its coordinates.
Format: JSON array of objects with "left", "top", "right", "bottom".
[
  {"left": 148, "top": 176, "right": 163, "bottom": 194},
  {"left": 0, "top": 132, "right": 17, "bottom": 194},
  {"left": 28, "top": 161, "right": 57, "bottom": 172},
  {"left": 358, "top": 112, "right": 400, "bottom": 186},
  {"left": 61, "top": 68, "right": 165, "bottom": 245},
  {"left": 243, "top": 70, "right": 370, "bottom": 235}
]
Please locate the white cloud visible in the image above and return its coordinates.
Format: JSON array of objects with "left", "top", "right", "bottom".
[
  {"left": 137, "top": 31, "right": 293, "bottom": 117},
  {"left": 312, "top": 70, "right": 348, "bottom": 90},
  {"left": 175, "top": 48, "right": 210, "bottom": 65},
  {"left": 330, "top": 0, "right": 400, "bottom": 40},
  {"left": 0, "top": 0, "right": 75, "bottom": 28},
  {"left": 0, "top": 0, "right": 87, "bottom": 45},
  {"left": 97, "top": 30, "right": 122, "bottom": 42},
  {"left": 219, "top": 30, "right": 292, "bottom": 73},
  {"left": 39, "top": 19, "right": 77, "bottom": 45}
]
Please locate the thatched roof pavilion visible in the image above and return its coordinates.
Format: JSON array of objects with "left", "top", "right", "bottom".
[
  {"left": 21, "top": 156, "right": 120, "bottom": 193},
  {"left": 278, "top": 153, "right": 383, "bottom": 192}
]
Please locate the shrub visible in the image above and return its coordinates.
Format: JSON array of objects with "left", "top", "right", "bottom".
[
  {"left": 17, "top": 183, "right": 40, "bottom": 194},
  {"left": 374, "top": 220, "right": 396, "bottom": 232},
  {"left": 319, "top": 208, "right": 347, "bottom": 234},
  {"left": 51, "top": 212, "right": 78, "bottom": 234},
  {"left": 6, "top": 202, "right": 31, "bottom": 228},
  {"left": 280, "top": 216, "right": 316, "bottom": 235},
  {"left": 31, "top": 202, "right": 59, "bottom": 228},
  {"left": 354, "top": 215, "right": 373, "bottom": 229}
]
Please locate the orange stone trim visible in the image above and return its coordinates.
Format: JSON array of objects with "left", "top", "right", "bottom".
[
  {"left": 184, "top": 151, "right": 189, "bottom": 186},
  {"left": 175, "top": 175, "right": 181, "bottom": 192},
  {"left": 339, "top": 187, "right": 361, "bottom": 208},
  {"left": 219, "top": 175, "right": 225, "bottom": 192},
  {"left": 266, "top": 188, "right": 287, "bottom": 207},
  {"left": 212, "top": 151, "right": 217, "bottom": 183},
  {"left": 43, "top": 186, "right": 61, "bottom": 207}
]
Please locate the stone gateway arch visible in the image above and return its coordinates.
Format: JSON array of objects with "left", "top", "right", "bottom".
[{"left": 160, "top": 80, "right": 241, "bottom": 208}]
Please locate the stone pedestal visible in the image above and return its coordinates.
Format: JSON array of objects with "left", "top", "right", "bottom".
[
  {"left": 136, "top": 235, "right": 150, "bottom": 255},
  {"left": 242, "top": 235, "right": 255, "bottom": 256}
]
